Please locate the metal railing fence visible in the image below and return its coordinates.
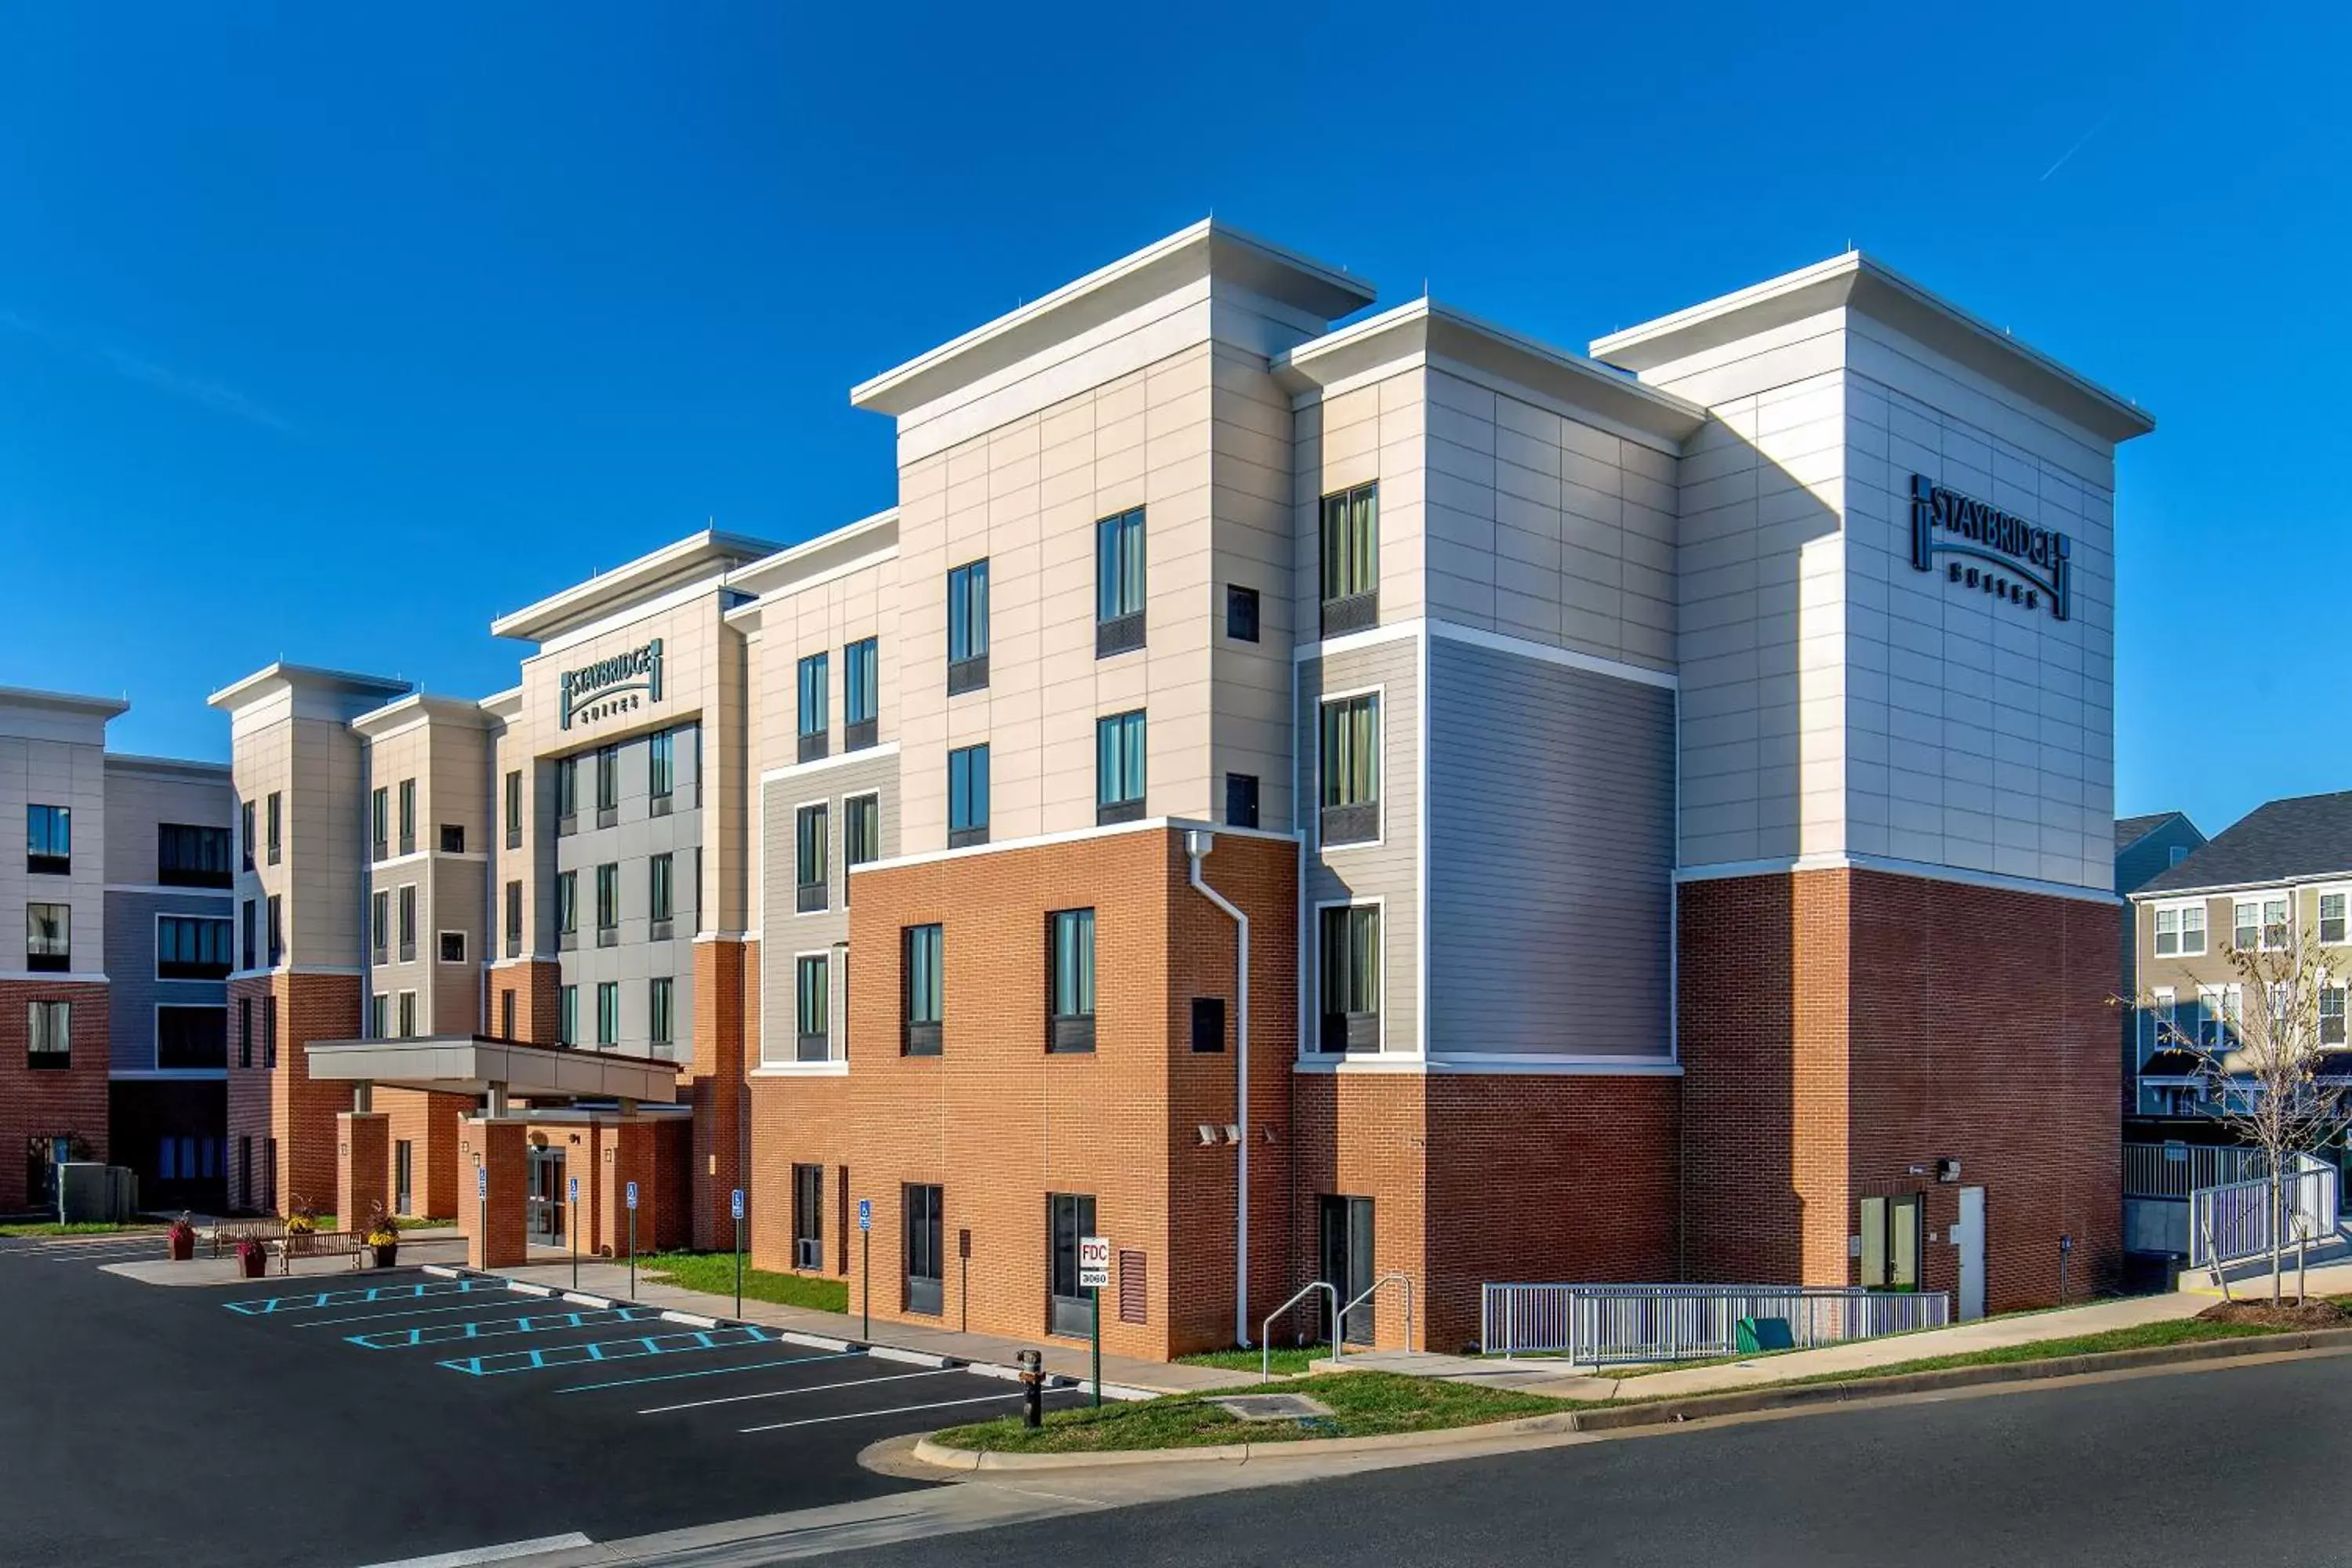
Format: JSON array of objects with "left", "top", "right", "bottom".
[{"left": 1480, "top": 1282, "right": 1951, "bottom": 1364}]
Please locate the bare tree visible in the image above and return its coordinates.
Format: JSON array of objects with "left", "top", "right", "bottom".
[{"left": 2136, "top": 924, "right": 2347, "bottom": 1304}]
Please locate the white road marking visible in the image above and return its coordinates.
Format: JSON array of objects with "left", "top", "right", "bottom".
[
  {"left": 640, "top": 1367, "right": 956, "bottom": 1415},
  {"left": 352, "top": 1532, "right": 593, "bottom": 1567},
  {"left": 739, "top": 1390, "right": 1022, "bottom": 1435}
]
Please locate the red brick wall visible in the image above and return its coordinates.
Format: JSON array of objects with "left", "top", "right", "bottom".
[
  {"left": 687, "top": 938, "right": 750, "bottom": 1250},
  {"left": 379, "top": 1087, "right": 468, "bottom": 1218},
  {"left": 1290, "top": 1070, "right": 1428, "bottom": 1352},
  {"left": 0, "top": 979, "right": 110, "bottom": 1214},
  {"left": 750, "top": 1072, "right": 848, "bottom": 1277},
  {"left": 490, "top": 960, "right": 561, "bottom": 1046},
  {"left": 337, "top": 1112, "right": 390, "bottom": 1233},
  {"left": 225, "top": 973, "right": 356, "bottom": 1218}
]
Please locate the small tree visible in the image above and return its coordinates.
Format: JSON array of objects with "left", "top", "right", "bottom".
[{"left": 2138, "top": 924, "right": 2347, "bottom": 1304}]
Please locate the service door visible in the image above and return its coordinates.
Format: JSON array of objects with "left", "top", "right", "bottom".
[{"left": 1955, "top": 1185, "right": 1986, "bottom": 1320}]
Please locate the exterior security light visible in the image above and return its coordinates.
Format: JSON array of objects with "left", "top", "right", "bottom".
[
  {"left": 1224, "top": 1124, "right": 1242, "bottom": 1145},
  {"left": 1197, "top": 1124, "right": 1218, "bottom": 1146}
]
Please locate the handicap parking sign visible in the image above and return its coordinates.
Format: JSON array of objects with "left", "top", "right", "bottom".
[
  {"left": 626, "top": 1181, "right": 638, "bottom": 1211},
  {"left": 476, "top": 1167, "right": 486, "bottom": 1201},
  {"left": 730, "top": 1188, "right": 744, "bottom": 1221},
  {"left": 568, "top": 1175, "right": 578, "bottom": 1204},
  {"left": 858, "top": 1197, "right": 872, "bottom": 1232}
]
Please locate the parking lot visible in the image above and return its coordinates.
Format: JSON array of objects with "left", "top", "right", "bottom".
[{"left": 0, "top": 1234, "right": 1087, "bottom": 1568}]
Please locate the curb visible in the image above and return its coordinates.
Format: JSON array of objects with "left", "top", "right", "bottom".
[{"left": 909, "top": 1326, "right": 2352, "bottom": 1471}]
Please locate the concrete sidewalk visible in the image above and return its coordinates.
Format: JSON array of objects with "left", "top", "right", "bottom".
[
  {"left": 1328, "top": 1291, "right": 2214, "bottom": 1401},
  {"left": 491, "top": 1252, "right": 1258, "bottom": 1397}
]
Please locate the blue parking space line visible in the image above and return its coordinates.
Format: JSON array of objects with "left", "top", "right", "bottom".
[
  {"left": 437, "top": 1323, "right": 780, "bottom": 1378},
  {"left": 348, "top": 1305, "right": 664, "bottom": 1350},
  {"left": 555, "top": 1349, "right": 862, "bottom": 1396},
  {"left": 225, "top": 1279, "right": 497, "bottom": 1316}
]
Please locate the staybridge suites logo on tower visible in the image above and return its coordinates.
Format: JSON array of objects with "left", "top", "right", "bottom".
[
  {"left": 1909, "top": 474, "right": 2069, "bottom": 622},
  {"left": 559, "top": 638, "right": 663, "bottom": 731}
]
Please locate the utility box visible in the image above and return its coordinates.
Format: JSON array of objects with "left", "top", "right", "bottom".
[
  {"left": 57, "top": 1163, "right": 139, "bottom": 1224},
  {"left": 1736, "top": 1316, "right": 1796, "bottom": 1354}
]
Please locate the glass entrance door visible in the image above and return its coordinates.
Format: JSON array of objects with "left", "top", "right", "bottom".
[
  {"left": 525, "top": 1147, "right": 565, "bottom": 1244},
  {"left": 1319, "top": 1195, "right": 1375, "bottom": 1345},
  {"left": 1047, "top": 1192, "right": 1097, "bottom": 1338}
]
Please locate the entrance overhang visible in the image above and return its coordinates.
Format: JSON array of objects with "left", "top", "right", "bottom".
[{"left": 306, "top": 1035, "right": 683, "bottom": 1105}]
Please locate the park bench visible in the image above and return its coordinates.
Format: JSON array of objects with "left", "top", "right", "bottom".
[{"left": 274, "top": 1228, "right": 365, "bottom": 1275}]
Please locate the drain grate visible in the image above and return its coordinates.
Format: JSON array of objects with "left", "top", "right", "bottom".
[{"left": 1208, "top": 1392, "right": 1335, "bottom": 1423}]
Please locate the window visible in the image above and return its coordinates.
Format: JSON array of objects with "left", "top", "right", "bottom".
[
  {"left": 594, "top": 746, "right": 619, "bottom": 828},
  {"left": 844, "top": 637, "right": 879, "bottom": 750},
  {"left": 946, "top": 559, "right": 989, "bottom": 694},
  {"left": 1225, "top": 584, "right": 1260, "bottom": 643},
  {"left": 26, "top": 904, "right": 68, "bottom": 971},
  {"left": 241, "top": 800, "right": 256, "bottom": 871},
  {"left": 266, "top": 894, "right": 283, "bottom": 966},
  {"left": 437, "top": 931, "right": 466, "bottom": 964},
  {"left": 369, "top": 786, "right": 389, "bottom": 860},
  {"left": 1858, "top": 1193, "right": 1924, "bottom": 1291},
  {"left": 27, "top": 804, "right": 70, "bottom": 875},
  {"left": 238, "top": 997, "right": 252, "bottom": 1069},
  {"left": 797, "top": 652, "right": 830, "bottom": 762},
  {"left": 649, "top": 976, "right": 675, "bottom": 1054},
  {"left": 238, "top": 1136, "right": 252, "bottom": 1207},
  {"left": 555, "top": 870, "right": 579, "bottom": 949},
  {"left": 1095, "top": 710, "right": 1146, "bottom": 825},
  {"left": 240, "top": 899, "right": 256, "bottom": 970},
  {"left": 596, "top": 981, "right": 619, "bottom": 1047},
  {"left": 396, "top": 779, "right": 416, "bottom": 856},
  {"left": 2325, "top": 985, "right": 2347, "bottom": 1048},
  {"left": 2154, "top": 903, "right": 2207, "bottom": 957},
  {"left": 1319, "top": 1195, "right": 1377, "bottom": 1345},
  {"left": 1191, "top": 996, "right": 1225, "bottom": 1054},
  {"left": 1096, "top": 507, "right": 1146, "bottom": 657},
  {"left": 265, "top": 792, "right": 282, "bottom": 866},
  {"left": 158, "top": 823, "right": 232, "bottom": 888},
  {"left": 439, "top": 824, "right": 464, "bottom": 855},
  {"left": 903, "top": 1183, "right": 943, "bottom": 1316},
  {"left": 2171, "top": 844, "right": 2190, "bottom": 868},
  {"left": 902, "top": 923, "right": 943, "bottom": 1055},
  {"left": 948, "top": 744, "right": 989, "bottom": 848},
  {"left": 397, "top": 884, "right": 417, "bottom": 963},
  {"left": 648, "top": 731, "right": 674, "bottom": 808},
  {"left": 395, "top": 1141, "right": 413, "bottom": 1216},
  {"left": 1320, "top": 693, "right": 1381, "bottom": 846},
  {"left": 595, "top": 863, "right": 619, "bottom": 946},
  {"left": 499, "top": 988, "right": 517, "bottom": 1040},
  {"left": 1319, "top": 905, "right": 1381, "bottom": 1051},
  {"left": 1225, "top": 772, "right": 1260, "bottom": 829},
  {"left": 263, "top": 995, "right": 278, "bottom": 1069},
  {"left": 797, "top": 804, "right": 829, "bottom": 913},
  {"left": 505, "top": 769, "right": 524, "bottom": 848},
  {"left": 2324, "top": 892, "right": 2348, "bottom": 946},
  {"left": 648, "top": 853, "right": 673, "bottom": 939},
  {"left": 797, "top": 954, "right": 830, "bottom": 1060},
  {"left": 557, "top": 757, "right": 579, "bottom": 835},
  {"left": 1048, "top": 909, "right": 1096, "bottom": 1053},
  {"left": 792, "top": 1163, "right": 824, "bottom": 1270},
  {"left": 844, "top": 793, "right": 880, "bottom": 900},
  {"left": 557, "top": 985, "right": 578, "bottom": 1047},
  {"left": 2195, "top": 984, "right": 2241, "bottom": 1052},
  {"left": 2235, "top": 896, "right": 2288, "bottom": 951},
  {"left": 156, "top": 916, "right": 231, "bottom": 979},
  {"left": 371, "top": 891, "right": 390, "bottom": 964},
  {"left": 368, "top": 993, "right": 388, "bottom": 1040},
  {"left": 396, "top": 990, "right": 416, "bottom": 1040},
  {"left": 1319, "top": 481, "right": 1378, "bottom": 636},
  {"left": 1047, "top": 1192, "right": 1098, "bottom": 1338},
  {"left": 157, "top": 1005, "right": 227, "bottom": 1069},
  {"left": 27, "top": 1000, "right": 71, "bottom": 1068},
  {"left": 504, "top": 880, "right": 522, "bottom": 958}
]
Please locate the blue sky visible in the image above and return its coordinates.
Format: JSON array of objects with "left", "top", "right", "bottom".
[{"left": 1, "top": 2, "right": 2342, "bottom": 838}]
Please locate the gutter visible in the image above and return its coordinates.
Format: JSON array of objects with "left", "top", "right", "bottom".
[{"left": 1185, "top": 829, "right": 1251, "bottom": 1350}]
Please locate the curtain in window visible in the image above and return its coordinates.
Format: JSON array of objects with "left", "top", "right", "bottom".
[
  {"left": 846, "top": 638, "right": 879, "bottom": 724},
  {"left": 797, "top": 806, "right": 828, "bottom": 886},
  {"left": 27, "top": 904, "right": 67, "bottom": 957},
  {"left": 906, "top": 925, "right": 943, "bottom": 1025},
  {"left": 1096, "top": 713, "right": 1145, "bottom": 807},
  {"left": 948, "top": 562, "right": 989, "bottom": 661},
  {"left": 798, "top": 654, "right": 829, "bottom": 736},
  {"left": 1097, "top": 510, "right": 1145, "bottom": 622},
  {"left": 1320, "top": 485, "right": 1377, "bottom": 601},
  {"left": 1321, "top": 696, "right": 1380, "bottom": 806},
  {"left": 797, "top": 956, "right": 829, "bottom": 1039},
  {"left": 1321, "top": 906, "right": 1379, "bottom": 1014},
  {"left": 949, "top": 746, "right": 989, "bottom": 832},
  {"left": 1051, "top": 909, "right": 1095, "bottom": 1019}
]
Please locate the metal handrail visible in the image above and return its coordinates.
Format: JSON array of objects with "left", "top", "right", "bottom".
[
  {"left": 1261, "top": 1281, "right": 1339, "bottom": 1381},
  {"left": 1334, "top": 1272, "right": 1414, "bottom": 1358}
]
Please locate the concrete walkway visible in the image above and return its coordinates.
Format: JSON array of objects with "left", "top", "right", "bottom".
[
  {"left": 1327, "top": 1291, "right": 2215, "bottom": 1401},
  {"left": 492, "top": 1251, "right": 1258, "bottom": 1397}
]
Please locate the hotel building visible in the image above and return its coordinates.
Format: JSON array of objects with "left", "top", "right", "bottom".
[{"left": 201, "top": 220, "right": 2151, "bottom": 1356}]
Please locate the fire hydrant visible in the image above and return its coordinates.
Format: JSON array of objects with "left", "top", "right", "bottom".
[{"left": 1017, "top": 1348, "right": 1044, "bottom": 1429}]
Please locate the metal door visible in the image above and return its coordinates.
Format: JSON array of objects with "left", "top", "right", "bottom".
[
  {"left": 1047, "top": 1192, "right": 1097, "bottom": 1338},
  {"left": 1955, "top": 1185, "right": 1986, "bottom": 1320},
  {"left": 1319, "top": 1196, "right": 1375, "bottom": 1345},
  {"left": 525, "top": 1148, "right": 564, "bottom": 1243}
]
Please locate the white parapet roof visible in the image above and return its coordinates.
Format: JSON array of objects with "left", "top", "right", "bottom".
[{"left": 306, "top": 1036, "right": 683, "bottom": 1103}]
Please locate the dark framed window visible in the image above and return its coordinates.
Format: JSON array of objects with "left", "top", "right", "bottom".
[
  {"left": 557, "top": 985, "right": 577, "bottom": 1047},
  {"left": 948, "top": 744, "right": 989, "bottom": 848},
  {"left": 902, "top": 923, "right": 943, "bottom": 1055},
  {"left": 557, "top": 757, "right": 579, "bottom": 835},
  {"left": 1225, "top": 584, "right": 1261, "bottom": 643},
  {"left": 27, "top": 1000, "right": 71, "bottom": 1068},
  {"left": 241, "top": 899, "right": 256, "bottom": 970},
  {"left": 797, "top": 652, "right": 830, "bottom": 763},
  {"left": 1225, "top": 772, "right": 1260, "bottom": 830},
  {"left": 797, "top": 954, "right": 829, "bottom": 1061},
  {"left": 238, "top": 996, "right": 252, "bottom": 1069},
  {"left": 1318, "top": 904, "right": 1381, "bottom": 1052},
  {"left": 499, "top": 988, "right": 517, "bottom": 1041},
  {"left": 1047, "top": 908, "right": 1095, "bottom": 1054},
  {"left": 904, "top": 1183, "right": 944, "bottom": 1316},
  {"left": 594, "top": 863, "right": 619, "bottom": 946},
  {"left": 158, "top": 823, "right": 232, "bottom": 888},
  {"left": 648, "top": 731, "right": 674, "bottom": 810},
  {"left": 1319, "top": 692, "right": 1381, "bottom": 846},
  {"left": 371, "top": 786, "right": 389, "bottom": 861},
  {"left": 555, "top": 870, "right": 579, "bottom": 949},
  {"left": 1859, "top": 1193, "right": 1924, "bottom": 1291},
  {"left": 596, "top": 981, "right": 619, "bottom": 1047},
  {"left": 240, "top": 800, "right": 256, "bottom": 871},
  {"left": 370, "top": 891, "right": 390, "bottom": 965},
  {"left": 26, "top": 903, "right": 68, "bottom": 971},
  {"left": 1047, "top": 1192, "right": 1097, "bottom": 1338},
  {"left": 1095, "top": 710, "right": 1146, "bottom": 825},
  {"left": 844, "top": 793, "right": 880, "bottom": 902},
  {"left": 262, "top": 994, "right": 278, "bottom": 1069},
  {"left": 265, "top": 792, "right": 282, "bottom": 866},
  {"left": 396, "top": 779, "right": 416, "bottom": 857},
  {"left": 792, "top": 1163, "right": 824, "bottom": 1270},
  {"left": 648, "top": 853, "right": 673, "bottom": 940},
  {"left": 266, "top": 895, "right": 283, "bottom": 966},
  {"left": 504, "top": 880, "right": 522, "bottom": 958},
  {"left": 1095, "top": 507, "right": 1146, "bottom": 657},
  {"left": 157, "top": 1006, "right": 228, "bottom": 1069},
  {"left": 397, "top": 884, "right": 417, "bottom": 963},
  {"left": 593, "top": 746, "right": 619, "bottom": 828},
  {"left": 437, "top": 931, "right": 466, "bottom": 964},
  {"left": 396, "top": 990, "right": 418, "bottom": 1039},
  {"left": 439, "top": 824, "right": 464, "bottom": 855},
  {"left": 27, "top": 804, "right": 70, "bottom": 875},
  {"left": 1319, "top": 1195, "right": 1377, "bottom": 1345},
  {"left": 157, "top": 916, "right": 232, "bottom": 979},
  {"left": 649, "top": 976, "right": 675, "bottom": 1054},
  {"left": 394, "top": 1141, "right": 413, "bottom": 1215},
  {"left": 797, "top": 804, "right": 829, "bottom": 913},
  {"left": 367, "top": 993, "right": 388, "bottom": 1040},
  {"left": 844, "top": 637, "right": 880, "bottom": 751},
  {"left": 1191, "top": 996, "right": 1226, "bottom": 1054},
  {"left": 946, "top": 559, "right": 989, "bottom": 695},
  {"left": 1319, "top": 481, "right": 1378, "bottom": 636},
  {"left": 505, "top": 769, "right": 524, "bottom": 848}
]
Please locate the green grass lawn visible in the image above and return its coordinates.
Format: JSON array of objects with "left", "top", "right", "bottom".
[
  {"left": 633, "top": 1250, "right": 848, "bottom": 1314},
  {"left": 936, "top": 1370, "right": 1562, "bottom": 1454},
  {"left": 1174, "top": 1345, "right": 1325, "bottom": 1377},
  {"left": 0, "top": 1221, "right": 143, "bottom": 1238}
]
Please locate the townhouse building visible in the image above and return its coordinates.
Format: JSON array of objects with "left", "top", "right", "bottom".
[{"left": 201, "top": 219, "right": 2149, "bottom": 1356}]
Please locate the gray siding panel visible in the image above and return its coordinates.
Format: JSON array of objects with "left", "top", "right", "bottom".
[
  {"left": 760, "top": 756, "right": 899, "bottom": 1065},
  {"left": 554, "top": 723, "right": 704, "bottom": 1061},
  {"left": 1427, "top": 636, "right": 1674, "bottom": 1058},
  {"left": 105, "top": 890, "right": 233, "bottom": 1073}
]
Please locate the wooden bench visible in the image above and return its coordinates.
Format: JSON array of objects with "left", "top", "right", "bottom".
[{"left": 276, "top": 1229, "right": 365, "bottom": 1275}]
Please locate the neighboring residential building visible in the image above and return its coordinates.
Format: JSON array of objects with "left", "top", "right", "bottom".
[
  {"left": 0, "top": 688, "right": 233, "bottom": 1214},
  {"left": 2128, "top": 791, "right": 2352, "bottom": 1119},
  {"left": 205, "top": 219, "right": 2150, "bottom": 1354},
  {"left": 2114, "top": 810, "right": 2205, "bottom": 1098}
]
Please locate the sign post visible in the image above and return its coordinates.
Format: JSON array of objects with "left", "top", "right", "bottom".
[
  {"left": 1079, "top": 1235, "right": 1111, "bottom": 1409},
  {"left": 626, "top": 1180, "right": 639, "bottom": 1301},
  {"left": 730, "top": 1188, "right": 745, "bottom": 1319},
  {"left": 474, "top": 1163, "right": 486, "bottom": 1267},
  {"left": 857, "top": 1197, "right": 873, "bottom": 1343},
  {"left": 568, "top": 1174, "right": 579, "bottom": 1290}
]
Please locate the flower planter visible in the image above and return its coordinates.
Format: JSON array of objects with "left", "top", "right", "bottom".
[
  {"left": 238, "top": 1247, "right": 268, "bottom": 1279},
  {"left": 167, "top": 1232, "right": 195, "bottom": 1262},
  {"left": 371, "top": 1243, "right": 398, "bottom": 1270}
]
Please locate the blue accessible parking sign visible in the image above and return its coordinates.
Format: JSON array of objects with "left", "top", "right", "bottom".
[
  {"left": 626, "top": 1181, "right": 638, "bottom": 1211},
  {"left": 731, "top": 1189, "right": 744, "bottom": 1221},
  {"left": 858, "top": 1198, "right": 872, "bottom": 1232}
]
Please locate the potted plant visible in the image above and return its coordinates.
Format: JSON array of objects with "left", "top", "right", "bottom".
[
  {"left": 365, "top": 1206, "right": 400, "bottom": 1269},
  {"left": 165, "top": 1212, "right": 198, "bottom": 1263},
  {"left": 234, "top": 1233, "right": 270, "bottom": 1279},
  {"left": 284, "top": 1200, "right": 319, "bottom": 1237}
]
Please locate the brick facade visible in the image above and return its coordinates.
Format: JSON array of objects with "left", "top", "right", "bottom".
[
  {"left": 225, "top": 972, "right": 358, "bottom": 1217},
  {"left": 489, "top": 959, "right": 561, "bottom": 1047},
  {"left": 379, "top": 1087, "right": 468, "bottom": 1219},
  {"left": 1679, "top": 868, "right": 2122, "bottom": 1314},
  {"left": 0, "top": 979, "right": 110, "bottom": 1214},
  {"left": 688, "top": 937, "right": 751, "bottom": 1251}
]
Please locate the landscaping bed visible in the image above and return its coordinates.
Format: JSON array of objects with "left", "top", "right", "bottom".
[
  {"left": 2197, "top": 1298, "right": 2350, "bottom": 1329},
  {"left": 634, "top": 1250, "right": 848, "bottom": 1313},
  {"left": 0, "top": 1221, "right": 145, "bottom": 1238}
]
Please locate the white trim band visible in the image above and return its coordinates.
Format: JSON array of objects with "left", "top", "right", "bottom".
[{"left": 1675, "top": 852, "right": 2122, "bottom": 906}]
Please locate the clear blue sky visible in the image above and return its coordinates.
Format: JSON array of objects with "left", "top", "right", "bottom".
[{"left": 2, "top": 2, "right": 2341, "bottom": 839}]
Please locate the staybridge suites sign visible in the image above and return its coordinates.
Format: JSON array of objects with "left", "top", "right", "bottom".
[
  {"left": 559, "top": 638, "right": 663, "bottom": 731},
  {"left": 1909, "top": 474, "right": 2069, "bottom": 622}
]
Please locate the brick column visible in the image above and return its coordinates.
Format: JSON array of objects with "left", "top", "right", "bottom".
[
  {"left": 457, "top": 1117, "right": 528, "bottom": 1269},
  {"left": 336, "top": 1112, "right": 390, "bottom": 1236},
  {"left": 599, "top": 1118, "right": 658, "bottom": 1262},
  {"left": 690, "top": 938, "right": 749, "bottom": 1251}
]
